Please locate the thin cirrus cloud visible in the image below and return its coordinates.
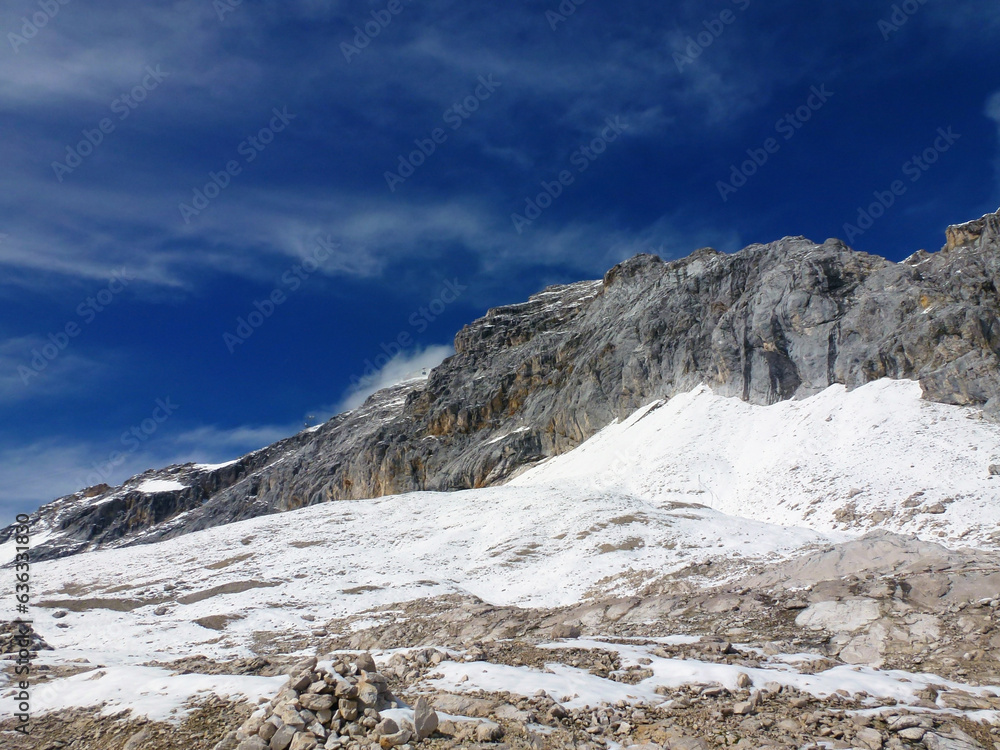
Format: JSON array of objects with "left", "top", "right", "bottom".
[
  {"left": 0, "top": 336, "right": 109, "bottom": 404},
  {"left": 333, "top": 344, "right": 454, "bottom": 414},
  {"left": 987, "top": 90, "right": 1000, "bottom": 195},
  {"left": 0, "top": 440, "right": 106, "bottom": 511},
  {"left": 0, "top": 420, "right": 308, "bottom": 518},
  {"left": 0, "top": 160, "right": 734, "bottom": 294},
  {"left": 170, "top": 422, "right": 309, "bottom": 456},
  {"left": 0, "top": 1, "right": 269, "bottom": 105},
  {"left": 0, "top": 0, "right": 790, "bottom": 295}
]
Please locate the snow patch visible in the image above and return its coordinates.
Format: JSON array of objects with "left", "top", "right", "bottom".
[
  {"left": 1, "top": 666, "right": 286, "bottom": 723},
  {"left": 193, "top": 460, "right": 239, "bottom": 471},
  {"left": 135, "top": 479, "right": 188, "bottom": 494},
  {"left": 427, "top": 640, "right": 1000, "bottom": 712}
]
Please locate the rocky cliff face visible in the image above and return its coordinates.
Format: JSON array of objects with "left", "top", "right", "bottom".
[{"left": 5, "top": 209, "right": 1000, "bottom": 560}]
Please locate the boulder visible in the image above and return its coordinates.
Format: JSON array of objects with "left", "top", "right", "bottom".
[
  {"left": 268, "top": 725, "right": 297, "bottom": 750},
  {"left": 356, "top": 682, "right": 380, "bottom": 709},
  {"left": 259, "top": 720, "right": 279, "bottom": 742},
  {"left": 551, "top": 623, "right": 582, "bottom": 639},
  {"left": 123, "top": 729, "right": 153, "bottom": 750},
  {"left": 475, "top": 722, "right": 504, "bottom": 742},
  {"left": 432, "top": 694, "right": 497, "bottom": 718},
  {"left": 854, "top": 727, "right": 884, "bottom": 750},
  {"left": 300, "top": 694, "right": 334, "bottom": 712},
  {"left": 795, "top": 598, "right": 880, "bottom": 632},
  {"left": 378, "top": 729, "right": 411, "bottom": 748},
  {"left": 355, "top": 652, "right": 377, "bottom": 672},
  {"left": 274, "top": 705, "right": 306, "bottom": 730},
  {"left": 413, "top": 696, "right": 439, "bottom": 740},
  {"left": 337, "top": 699, "right": 358, "bottom": 721}
]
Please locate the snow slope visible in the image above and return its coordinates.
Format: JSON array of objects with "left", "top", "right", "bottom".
[
  {"left": 5, "top": 378, "right": 1000, "bottom": 722},
  {"left": 6, "top": 485, "right": 827, "bottom": 667},
  {"left": 7, "top": 378, "right": 1000, "bottom": 671},
  {"left": 1, "top": 480, "right": 830, "bottom": 721},
  {"left": 513, "top": 379, "right": 1000, "bottom": 546}
]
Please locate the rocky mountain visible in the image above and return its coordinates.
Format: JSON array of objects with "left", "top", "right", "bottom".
[
  {"left": 4, "top": 209, "right": 1000, "bottom": 750},
  {"left": 5, "top": 381, "right": 1000, "bottom": 749},
  {"left": 4, "top": 208, "right": 1000, "bottom": 561}
]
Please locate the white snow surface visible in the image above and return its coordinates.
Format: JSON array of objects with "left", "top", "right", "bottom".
[
  {"left": 427, "top": 638, "right": 1000, "bottom": 715},
  {"left": 135, "top": 479, "right": 188, "bottom": 494},
  {"left": 5, "top": 486, "right": 826, "bottom": 669},
  {"left": 512, "top": 379, "right": 1000, "bottom": 545},
  {"left": 16, "top": 666, "right": 286, "bottom": 723},
  {"left": 5, "top": 378, "right": 1000, "bottom": 722},
  {"left": 193, "top": 459, "right": 240, "bottom": 471}
]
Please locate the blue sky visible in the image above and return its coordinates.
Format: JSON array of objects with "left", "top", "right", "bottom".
[{"left": 1, "top": 0, "right": 999, "bottom": 524}]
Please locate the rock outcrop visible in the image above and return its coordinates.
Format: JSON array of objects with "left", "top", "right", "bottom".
[{"left": 5, "top": 209, "right": 1000, "bottom": 559}]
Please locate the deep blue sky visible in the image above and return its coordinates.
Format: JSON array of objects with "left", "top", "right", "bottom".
[{"left": 1, "top": 0, "right": 999, "bottom": 523}]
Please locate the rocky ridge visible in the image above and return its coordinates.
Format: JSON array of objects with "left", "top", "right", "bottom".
[{"left": 5, "top": 209, "right": 1000, "bottom": 560}]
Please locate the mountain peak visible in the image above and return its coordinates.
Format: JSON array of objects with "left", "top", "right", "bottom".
[
  {"left": 602, "top": 252, "right": 665, "bottom": 287},
  {"left": 944, "top": 206, "right": 1000, "bottom": 251}
]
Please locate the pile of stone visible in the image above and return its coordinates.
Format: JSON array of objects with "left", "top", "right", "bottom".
[
  {"left": 0, "top": 619, "right": 53, "bottom": 655},
  {"left": 234, "top": 653, "right": 438, "bottom": 750}
]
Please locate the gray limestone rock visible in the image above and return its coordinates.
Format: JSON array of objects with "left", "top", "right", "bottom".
[
  {"left": 268, "top": 725, "right": 297, "bottom": 750},
  {"left": 6, "top": 209, "right": 1000, "bottom": 559},
  {"left": 412, "top": 696, "right": 439, "bottom": 741}
]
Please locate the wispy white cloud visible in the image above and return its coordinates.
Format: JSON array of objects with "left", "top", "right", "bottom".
[
  {"left": 0, "top": 440, "right": 101, "bottom": 522},
  {"left": 0, "top": 1, "right": 264, "bottom": 106},
  {"left": 334, "top": 344, "right": 453, "bottom": 413},
  {"left": 986, "top": 90, "right": 1000, "bottom": 199},
  {"left": 0, "top": 344, "right": 467, "bottom": 522},
  {"left": 0, "top": 418, "right": 308, "bottom": 524},
  {"left": 924, "top": 1, "right": 1000, "bottom": 38},
  {"left": 0, "top": 336, "right": 110, "bottom": 403},
  {"left": 171, "top": 423, "right": 302, "bottom": 455},
  {"left": 988, "top": 91, "right": 1000, "bottom": 127},
  {"left": 0, "top": 143, "right": 735, "bottom": 298},
  {"left": 1, "top": 0, "right": 771, "bottom": 297}
]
